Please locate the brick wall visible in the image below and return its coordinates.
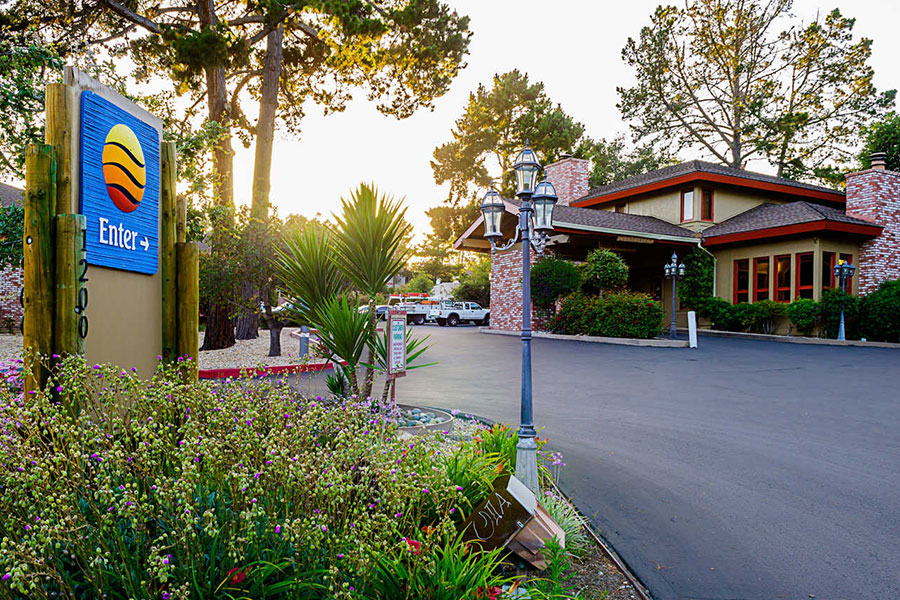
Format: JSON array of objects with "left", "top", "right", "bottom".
[
  {"left": 544, "top": 157, "right": 590, "bottom": 206},
  {"left": 489, "top": 246, "right": 550, "bottom": 332},
  {"left": 0, "top": 265, "right": 23, "bottom": 329},
  {"left": 846, "top": 167, "right": 900, "bottom": 294}
]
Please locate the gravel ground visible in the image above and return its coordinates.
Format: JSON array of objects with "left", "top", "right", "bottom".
[
  {"left": 2, "top": 329, "right": 317, "bottom": 371},
  {"left": 0, "top": 334, "right": 21, "bottom": 363},
  {"left": 197, "top": 327, "right": 321, "bottom": 370}
]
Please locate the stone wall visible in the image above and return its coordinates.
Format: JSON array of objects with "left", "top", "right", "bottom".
[
  {"left": 0, "top": 265, "right": 23, "bottom": 330},
  {"left": 489, "top": 246, "right": 550, "bottom": 332},
  {"left": 846, "top": 166, "right": 900, "bottom": 294}
]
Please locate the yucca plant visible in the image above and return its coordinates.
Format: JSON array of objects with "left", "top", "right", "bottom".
[
  {"left": 331, "top": 184, "right": 411, "bottom": 399},
  {"left": 312, "top": 295, "right": 374, "bottom": 396},
  {"left": 274, "top": 226, "right": 344, "bottom": 325}
]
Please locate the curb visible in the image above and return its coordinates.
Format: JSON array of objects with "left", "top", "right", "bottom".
[
  {"left": 198, "top": 361, "right": 340, "bottom": 379},
  {"left": 685, "top": 328, "right": 900, "bottom": 349},
  {"left": 479, "top": 327, "right": 689, "bottom": 348}
]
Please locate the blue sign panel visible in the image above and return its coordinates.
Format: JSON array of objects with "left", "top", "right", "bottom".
[{"left": 80, "top": 91, "right": 160, "bottom": 274}]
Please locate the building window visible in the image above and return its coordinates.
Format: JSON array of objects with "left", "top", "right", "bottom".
[
  {"left": 701, "top": 188, "right": 714, "bottom": 221},
  {"left": 822, "top": 251, "right": 836, "bottom": 291},
  {"left": 839, "top": 253, "right": 854, "bottom": 294},
  {"left": 775, "top": 254, "right": 791, "bottom": 302},
  {"left": 734, "top": 259, "right": 749, "bottom": 303},
  {"left": 753, "top": 257, "right": 770, "bottom": 301},
  {"left": 681, "top": 190, "right": 694, "bottom": 222},
  {"left": 796, "top": 252, "right": 814, "bottom": 299},
  {"left": 614, "top": 202, "right": 626, "bottom": 213}
]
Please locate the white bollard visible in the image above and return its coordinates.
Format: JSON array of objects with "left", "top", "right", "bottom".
[{"left": 688, "top": 310, "right": 698, "bottom": 349}]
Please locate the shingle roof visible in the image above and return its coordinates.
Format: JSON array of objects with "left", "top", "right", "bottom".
[
  {"left": 505, "top": 198, "right": 696, "bottom": 240},
  {"left": 702, "top": 201, "right": 878, "bottom": 238},
  {"left": 0, "top": 182, "right": 24, "bottom": 208},
  {"left": 577, "top": 160, "right": 844, "bottom": 204}
]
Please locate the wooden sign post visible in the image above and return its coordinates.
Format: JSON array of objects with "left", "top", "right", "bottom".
[{"left": 23, "top": 66, "right": 199, "bottom": 392}]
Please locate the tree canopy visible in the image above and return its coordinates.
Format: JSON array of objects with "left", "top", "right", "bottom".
[
  {"left": 619, "top": 0, "right": 895, "bottom": 182},
  {"left": 859, "top": 112, "right": 900, "bottom": 171}
]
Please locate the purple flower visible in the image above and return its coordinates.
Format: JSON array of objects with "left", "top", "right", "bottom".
[
  {"left": 321, "top": 524, "right": 328, "bottom": 532},
  {"left": 275, "top": 525, "right": 281, "bottom": 533},
  {"left": 162, "top": 593, "right": 171, "bottom": 599},
  {"left": 2, "top": 573, "right": 10, "bottom": 581}
]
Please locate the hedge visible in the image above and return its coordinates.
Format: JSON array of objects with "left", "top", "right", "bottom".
[
  {"left": 531, "top": 258, "right": 580, "bottom": 308},
  {"left": 548, "top": 292, "right": 663, "bottom": 339}
]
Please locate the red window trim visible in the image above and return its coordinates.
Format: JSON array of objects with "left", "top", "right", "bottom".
[
  {"left": 822, "top": 251, "right": 836, "bottom": 290},
  {"left": 795, "top": 252, "right": 814, "bottom": 298},
  {"left": 700, "top": 188, "right": 715, "bottom": 222},
  {"left": 753, "top": 257, "right": 770, "bottom": 302},
  {"left": 734, "top": 259, "right": 749, "bottom": 303},
  {"left": 680, "top": 189, "right": 694, "bottom": 222},
  {"left": 774, "top": 254, "right": 792, "bottom": 302}
]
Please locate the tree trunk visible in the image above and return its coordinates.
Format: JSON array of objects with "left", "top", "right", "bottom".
[
  {"left": 198, "top": 0, "right": 234, "bottom": 215},
  {"left": 234, "top": 281, "right": 259, "bottom": 340},
  {"left": 361, "top": 296, "right": 377, "bottom": 399},
  {"left": 201, "top": 303, "right": 235, "bottom": 350},
  {"left": 251, "top": 24, "right": 284, "bottom": 221},
  {"left": 261, "top": 284, "right": 283, "bottom": 356}
]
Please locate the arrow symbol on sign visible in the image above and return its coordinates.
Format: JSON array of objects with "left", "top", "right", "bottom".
[{"left": 140, "top": 237, "right": 149, "bottom": 251}]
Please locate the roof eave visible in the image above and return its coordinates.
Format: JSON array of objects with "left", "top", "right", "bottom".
[
  {"left": 702, "top": 220, "right": 882, "bottom": 246},
  {"left": 573, "top": 172, "right": 845, "bottom": 208}
]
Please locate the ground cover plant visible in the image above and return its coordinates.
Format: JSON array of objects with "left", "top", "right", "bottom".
[{"left": 0, "top": 357, "right": 598, "bottom": 600}]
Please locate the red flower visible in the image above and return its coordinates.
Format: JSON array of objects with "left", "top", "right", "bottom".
[
  {"left": 476, "top": 585, "right": 502, "bottom": 599},
  {"left": 402, "top": 538, "right": 422, "bottom": 555},
  {"left": 227, "top": 567, "right": 250, "bottom": 585}
]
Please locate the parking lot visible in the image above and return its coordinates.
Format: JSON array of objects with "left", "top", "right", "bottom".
[{"left": 397, "top": 326, "right": 900, "bottom": 600}]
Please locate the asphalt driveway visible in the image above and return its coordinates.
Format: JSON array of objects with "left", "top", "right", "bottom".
[{"left": 395, "top": 325, "right": 900, "bottom": 600}]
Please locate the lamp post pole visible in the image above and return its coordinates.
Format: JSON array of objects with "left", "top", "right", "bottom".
[
  {"left": 516, "top": 192, "right": 538, "bottom": 492},
  {"left": 665, "top": 253, "right": 685, "bottom": 340},
  {"left": 834, "top": 259, "right": 855, "bottom": 341},
  {"left": 479, "top": 143, "right": 556, "bottom": 495}
]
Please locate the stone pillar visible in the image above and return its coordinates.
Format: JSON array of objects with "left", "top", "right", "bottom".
[
  {"left": 845, "top": 153, "right": 900, "bottom": 294},
  {"left": 489, "top": 246, "right": 549, "bottom": 332},
  {"left": 544, "top": 156, "right": 590, "bottom": 206}
]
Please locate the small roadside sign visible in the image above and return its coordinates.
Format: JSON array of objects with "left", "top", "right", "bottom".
[{"left": 387, "top": 309, "right": 407, "bottom": 378}]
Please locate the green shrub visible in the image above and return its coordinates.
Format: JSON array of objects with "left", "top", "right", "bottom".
[
  {"left": 548, "top": 292, "right": 663, "bottom": 339},
  {"left": 403, "top": 273, "right": 434, "bottom": 294},
  {"left": 747, "top": 299, "right": 786, "bottom": 334},
  {"left": 531, "top": 257, "right": 580, "bottom": 308},
  {"left": 452, "top": 261, "right": 490, "bottom": 307},
  {"left": 539, "top": 493, "right": 590, "bottom": 557},
  {"left": 677, "top": 247, "right": 715, "bottom": 311},
  {"left": 787, "top": 299, "right": 820, "bottom": 336},
  {"left": 0, "top": 357, "right": 491, "bottom": 599},
  {"left": 578, "top": 249, "right": 629, "bottom": 295},
  {"left": 860, "top": 279, "right": 900, "bottom": 342},
  {"left": 820, "top": 288, "right": 860, "bottom": 339}
]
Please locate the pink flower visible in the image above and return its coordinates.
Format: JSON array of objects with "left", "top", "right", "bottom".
[{"left": 403, "top": 538, "right": 422, "bottom": 555}]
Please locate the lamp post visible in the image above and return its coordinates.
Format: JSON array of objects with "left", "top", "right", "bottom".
[
  {"left": 479, "top": 142, "right": 557, "bottom": 495},
  {"left": 833, "top": 259, "right": 856, "bottom": 341},
  {"left": 664, "top": 252, "right": 685, "bottom": 340}
]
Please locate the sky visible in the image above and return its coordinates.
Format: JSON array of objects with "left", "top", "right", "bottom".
[
  {"left": 231, "top": 0, "right": 900, "bottom": 242},
  {"left": 8, "top": 1, "right": 899, "bottom": 241}
]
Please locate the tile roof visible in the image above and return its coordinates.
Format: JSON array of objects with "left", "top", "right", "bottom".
[
  {"left": 576, "top": 160, "right": 844, "bottom": 203},
  {"left": 504, "top": 198, "right": 696, "bottom": 240},
  {"left": 0, "top": 182, "right": 24, "bottom": 208},
  {"left": 702, "top": 201, "right": 878, "bottom": 238}
]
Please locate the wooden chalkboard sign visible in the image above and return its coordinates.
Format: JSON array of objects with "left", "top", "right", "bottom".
[{"left": 461, "top": 474, "right": 566, "bottom": 569}]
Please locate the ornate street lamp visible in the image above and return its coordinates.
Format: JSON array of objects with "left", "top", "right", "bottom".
[
  {"left": 479, "top": 141, "right": 558, "bottom": 495},
  {"left": 664, "top": 252, "right": 686, "bottom": 340},
  {"left": 833, "top": 259, "right": 856, "bottom": 341}
]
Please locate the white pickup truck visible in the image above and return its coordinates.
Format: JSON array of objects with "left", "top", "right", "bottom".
[{"left": 432, "top": 301, "right": 490, "bottom": 327}]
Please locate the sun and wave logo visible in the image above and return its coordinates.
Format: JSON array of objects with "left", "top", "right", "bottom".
[{"left": 101, "top": 124, "right": 145, "bottom": 213}]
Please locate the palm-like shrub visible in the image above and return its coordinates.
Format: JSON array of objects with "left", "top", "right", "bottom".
[{"left": 313, "top": 296, "right": 374, "bottom": 396}]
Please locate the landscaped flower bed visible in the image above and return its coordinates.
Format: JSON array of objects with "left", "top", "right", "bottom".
[{"left": 0, "top": 357, "right": 623, "bottom": 599}]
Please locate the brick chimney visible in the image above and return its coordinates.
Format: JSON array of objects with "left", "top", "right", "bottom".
[
  {"left": 544, "top": 155, "right": 590, "bottom": 206},
  {"left": 845, "top": 152, "right": 900, "bottom": 294}
]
